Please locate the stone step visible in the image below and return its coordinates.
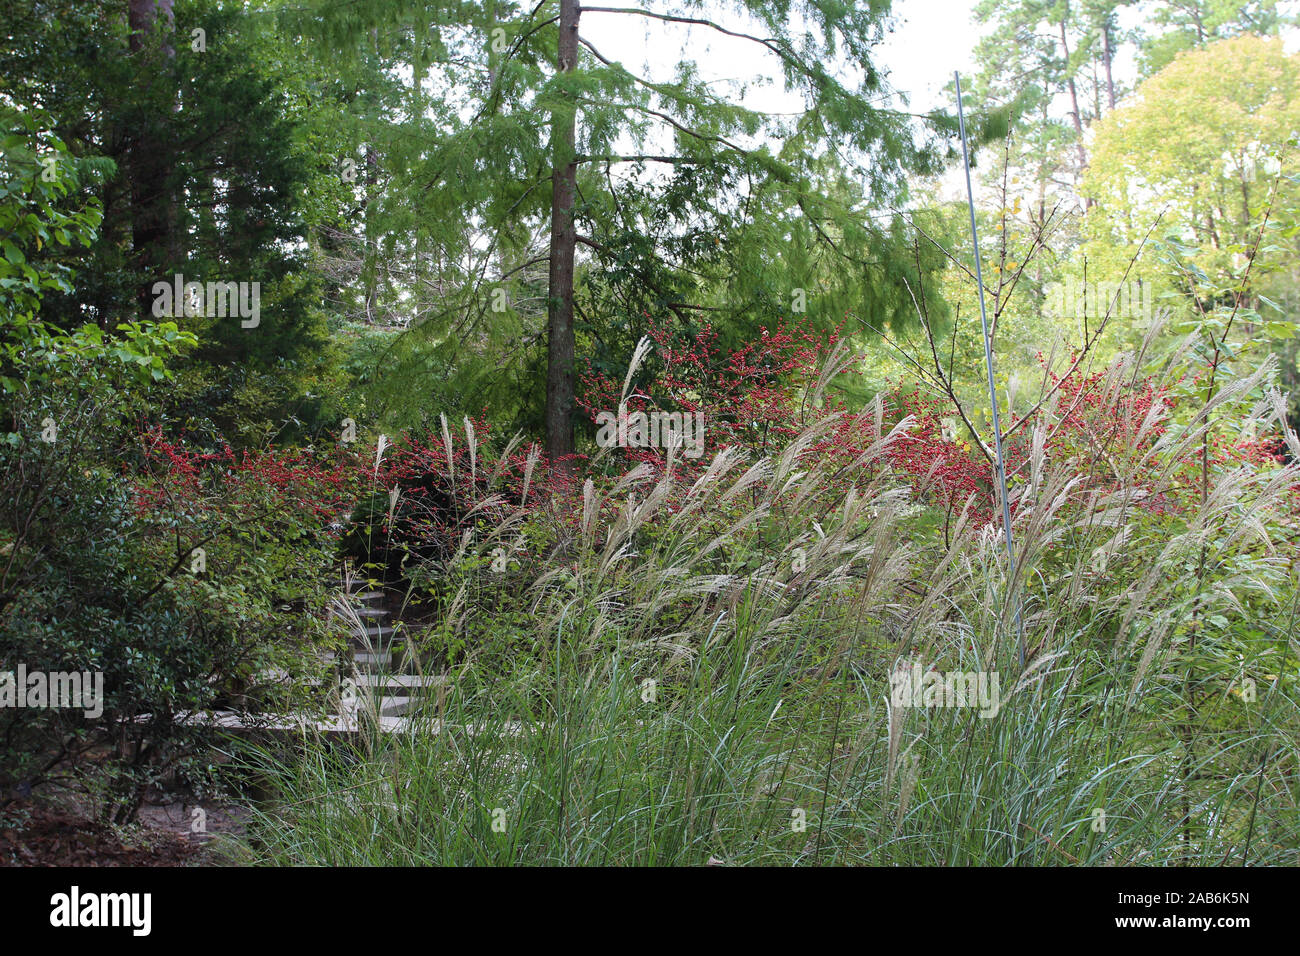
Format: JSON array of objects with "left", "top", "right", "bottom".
[
  {"left": 139, "top": 709, "right": 426, "bottom": 735},
  {"left": 352, "top": 650, "right": 393, "bottom": 668},
  {"left": 329, "top": 604, "right": 389, "bottom": 620},
  {"left": 338, "top": 686, "right": 422, "bottom": 716},
  {"left": 346, "top": 624, "right": 401, "bottom": 645},
  {"left": 354, "top": 696, "right": 446, "bottom": 718},
  {"left": 352, "top": 673, "right": 448, "bottom": 691},
  {"left": 330, "top": 621, "right": 401, "bottom": 641},
  {"left": 362, "top": 694, "right": 446, "bottom": 718},
  {"left": 137, "top": 710, "right": 532, "bottom": 737},
  {"left": 253, "top": 668, "right": 326, "bottom": 687},
  {"left": 351, "top": 655, "right": 418, "bottom": 675}
]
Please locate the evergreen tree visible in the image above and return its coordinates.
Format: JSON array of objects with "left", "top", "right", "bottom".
[
  {"left": 1, "top": 0, "right": 337, "bottom": 442},
  {"left": 280, "top": 0, "right": 979, "bottom": 456}
]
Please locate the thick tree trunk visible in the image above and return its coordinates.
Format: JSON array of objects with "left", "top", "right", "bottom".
[
  {"left": 545, "top": 0, "right": 580, "bottom": 463},
  {"left": 126, "top": 0, "right": 177, "bottom": 310},
  {"left": 127, "top": 0, "right": 173, "bottom": 54}
]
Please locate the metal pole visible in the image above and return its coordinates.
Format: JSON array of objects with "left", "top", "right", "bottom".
[{"left": 955, "top": 72, "right": 1025, "bottom": 669}]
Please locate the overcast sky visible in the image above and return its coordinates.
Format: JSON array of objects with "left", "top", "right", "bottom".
[
  {"left": 578, "top": 0, "right": 982, "bottom": 202},
  {"left": 580, "top": 0, "right": 980, "bottom": 117},
  {"left": 876, "top": 0, "right": 980, "bottom": 112}
]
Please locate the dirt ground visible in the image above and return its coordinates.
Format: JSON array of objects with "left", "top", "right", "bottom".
[{"left": 0, "top": 792, "right": 252, "bottom": 867}]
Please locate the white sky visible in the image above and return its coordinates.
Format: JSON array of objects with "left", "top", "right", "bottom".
[
  {"left": 876, "top": 0, "right": 980, "bottom": 113},
  {"left": 577, "top": 0, "right": 983, "bottom": 203},
  {"left": 580, "top": 0, "right": 1298, "bottom": 209},
  {"left": 581, "top": 1, "right": 1300, "bottom": 137},
  {"left": 580, "top": 0, "right": 980, "bottom": 119}
]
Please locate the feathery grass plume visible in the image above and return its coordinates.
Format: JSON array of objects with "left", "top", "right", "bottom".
[
  {"left": 239, "top": 349, "right": 1299, "bottom": 866},
  {"left": 440, "top": 413, "right": 455, "bottom": 486},
  {"left": 464, "top": 416, "right": 477, "bottom": 483},
  {"left": 520, "top": 442, "right": 540, "bottom": 505}
]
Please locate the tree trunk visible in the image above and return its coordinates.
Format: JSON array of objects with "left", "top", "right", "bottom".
[
  {"left": 1037, "top": 78, "right": 1049, "bottom": 222},
  {"left": 1101, "top": 17, "right": 1117, "bottom": 111},
  {"left": 545, "top": 0, "right": 580, "bottom": 463},
  {"left": 364, "top": 142, "right": 379, "bottom": 323},
  {"left": 1091, "top": 57, "right": 1101, "bottom": 122},
  {"left": 1057, "top": 11, "right": 1092, "bottom": 207},
  {"left": 127, "top": 0, "right": 173, "bottom": 55},
  {"left": 364, "top": 28, "right": 379, "bottom": 324},
  {"left": 126, "top": 0, "right": 177, "bottom": 310}
]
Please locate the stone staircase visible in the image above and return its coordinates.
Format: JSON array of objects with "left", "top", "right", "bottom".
[
  {"left": 327, "top": 575, "right": 448, "bottom": 721},
  {"left": 136, "top": 574, "right": 450, "bottom": 736}
]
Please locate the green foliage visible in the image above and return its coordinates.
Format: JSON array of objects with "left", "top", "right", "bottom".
[
  {"left": 1, "top": 0, "right": 345, "bottom": 445},
  {"left": 270, "top": 0, "right": 965, "bottom": 439},
  {"left": 4, "top": 0, "right": 1300, "bottom": 867},
  {"left": 1138, "top": 0, "right": 1295, "bottom": 76},
  {"left": 0, "top": 106, "right": 198, "bottom": 405},
  {"left": 0, "top": 109, "right": 105, "bottom": 326},
  {"left": 1081, "top": 36, "right": 1300, "bottom": 422},
  {"left": 0, "top": 389, "right": 351, "bottom": 822},
  {"left": 243, "top": 359, "right": 1300, "bottom": 863}
]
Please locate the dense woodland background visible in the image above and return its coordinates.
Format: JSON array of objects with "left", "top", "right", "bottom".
[{"left": 1, "top": 0, "right": 1298, "bottom": 865}]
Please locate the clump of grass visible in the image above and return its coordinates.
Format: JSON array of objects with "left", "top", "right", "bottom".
[
  {"left": 242, "top": 622, "right": 1296, "bottom": 865},
  {"left": 240, "top": 353, "right": 1300, "bottom": 866}
]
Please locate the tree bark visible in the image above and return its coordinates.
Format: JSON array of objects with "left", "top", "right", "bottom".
[
  {"left": 365, "top": 29, "right": 379, "bottom": 324},
  {"left": 1057, "top": 9, "right": 1092, "bottom": 208},
  {"left": 126, "top": 0, "right": 178, "bottom": 309},
  {"left": 127, "top": 0, "right": 173, "bottom": 54},
  {"left": 1101, "top": 16, "right": 1117, "bottom": 111},
  {"left": 545, "top": 0, "right": 581, "bottom": 462}
]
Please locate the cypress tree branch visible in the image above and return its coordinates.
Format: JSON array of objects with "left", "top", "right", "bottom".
[
  {"left": 581, "top": 6, "right": 809, "bottom": 76},
  {"left": 576, "top": 154, "right": 710, "bottom": 165}
]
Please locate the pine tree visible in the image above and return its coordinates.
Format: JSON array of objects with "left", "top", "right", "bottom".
[
  {"left": 284, "top": 0, "right": 968, "bottom": 457},
  {"left": 1, "top": 0, "right": 337, "bottom": 441}
]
